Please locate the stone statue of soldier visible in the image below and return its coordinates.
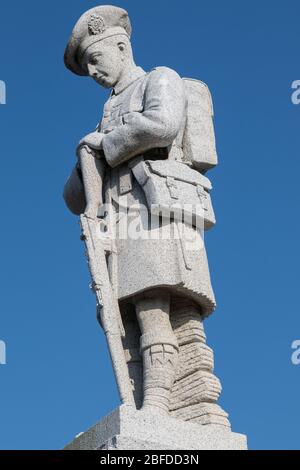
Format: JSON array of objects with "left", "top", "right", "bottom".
[{"left": 63, "top": 5, "right": 230, "bottom": 427}]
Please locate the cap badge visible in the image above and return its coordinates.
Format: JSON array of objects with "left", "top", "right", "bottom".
[{"left": 88, "top": 14, "right": 106, "bottom": 35}]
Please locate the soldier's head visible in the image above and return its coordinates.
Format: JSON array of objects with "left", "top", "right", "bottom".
[{"left": 64, "top": 5, "right": 134, "bottom": 88}]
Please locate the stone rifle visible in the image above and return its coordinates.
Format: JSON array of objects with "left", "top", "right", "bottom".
[{"left": 78, "top": 144, "right": 135, "bottom": 407}]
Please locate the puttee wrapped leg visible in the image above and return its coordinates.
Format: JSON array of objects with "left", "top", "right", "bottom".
[{"left": 135, "top": 293, "right": 179, "bottom": 415}]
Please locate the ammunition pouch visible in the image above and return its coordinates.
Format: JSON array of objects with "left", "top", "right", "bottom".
[{"left": 130, "top": 159, "right": 216, "bottom": 230}]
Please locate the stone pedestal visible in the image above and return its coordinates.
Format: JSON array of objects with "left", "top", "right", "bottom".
[{"left": 64, "top": 405, "right": 247, "bottom": 450}]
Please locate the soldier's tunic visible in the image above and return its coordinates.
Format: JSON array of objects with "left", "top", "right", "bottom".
[{"left": 98, "top": 65, "right": 216, "bottom": 317}]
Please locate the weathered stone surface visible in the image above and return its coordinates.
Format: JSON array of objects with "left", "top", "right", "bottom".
[
  {"left": 63, "top": 4, "right": 247, "bottom": 447},
  {"left": 64, "top": 406, "right": 247, "bottom": 451},
  {"left": 171, "top": 403, "right": 230, "bottom": 428},
  {"left": 171, "top": 370, "right": 222, "bottom": 409},
  {"left": 176, "top": 342, "right": 214, "bottom": 380},
  {"left": 170, "top": 305, "right": 207, "bottom": 346},
  {"left": 169, "top": 303, "right": 225, "bottom": 426}
]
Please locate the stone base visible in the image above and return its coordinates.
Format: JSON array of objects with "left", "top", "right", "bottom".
[{"left": 64, "top": 405, "right": 247, "bottom": 451}]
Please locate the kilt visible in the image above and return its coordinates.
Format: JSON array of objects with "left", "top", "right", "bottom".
[{"left": 104, "top": 162, "right": 216, "bottom": 318}]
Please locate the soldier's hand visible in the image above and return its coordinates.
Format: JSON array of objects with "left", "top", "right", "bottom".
[{"left": 78, "top": 131, "right": 104, "bottom": 151}]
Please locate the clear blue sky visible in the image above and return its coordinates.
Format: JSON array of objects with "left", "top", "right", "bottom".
[{"left": 0, "top": 0, "right": 299, "bottom": 450}]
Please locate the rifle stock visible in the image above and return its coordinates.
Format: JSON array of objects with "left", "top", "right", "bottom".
[{"left": 78, "top": 145, "right": 135, "bottom": 407}]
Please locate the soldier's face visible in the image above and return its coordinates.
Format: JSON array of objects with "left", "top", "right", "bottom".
[{"left": 82, "top": 40, "right": 126, "bottom": 89}]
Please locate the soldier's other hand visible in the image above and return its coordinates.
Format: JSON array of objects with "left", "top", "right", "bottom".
[{"left": 78, "top": 132, "right": 104, "bottom": 150}]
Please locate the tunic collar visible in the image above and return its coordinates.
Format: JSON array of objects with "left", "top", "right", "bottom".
[{"left": 112, "top": 66, "right": 146, "bottom": 96}]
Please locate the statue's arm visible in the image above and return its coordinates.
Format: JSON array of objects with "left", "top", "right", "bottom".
[
  {"left": 63, "top": 163, "right": 86, "bottom": 215},
  {"left": 102, "top": 67, "right": 186, "bottom": 168}
]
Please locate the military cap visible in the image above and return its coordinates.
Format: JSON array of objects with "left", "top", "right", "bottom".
[{"left": 64, "top": 5, "right": 132, "bottom": 76}]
